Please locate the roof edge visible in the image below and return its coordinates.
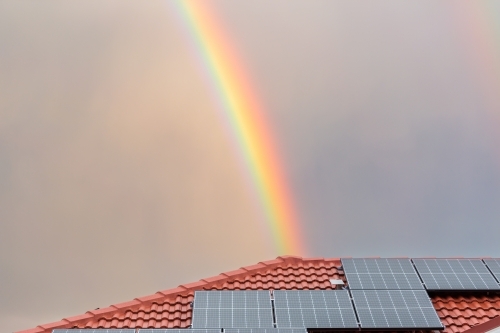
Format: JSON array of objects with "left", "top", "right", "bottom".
[
  {"left": 461, "top": 316, "right": 500, "bottom": 333},
  {"left": 15, "top": 256, "right": 340, "bottom": 333}
]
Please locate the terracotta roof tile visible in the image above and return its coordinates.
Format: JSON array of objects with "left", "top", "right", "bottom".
[
  {"left": 135, "top": 293, "right": 164, "bottom": 303},
  {"left": 63, "top": 313, "right": 93, "bottom": 322},
  {"left": 221, "top": 269, "right": 249, "bottom": 277},
  {"left": 158, "top": 287, "right": 187, "bottom": 296},
  {"left": 179, "top": 281, "right": 207, "bottom": 290},
  {"left": 240, "top": 263, "right": 267, "bottom": 271},
  {"left": 16, "top": 257, "right": 500, "bottom": 333},
  {"left": 87, "top": 306, "right": 118, "bottom": 316},
  {"left": 433, "top": 294, "right": 500, "bottom": 333},
  {"left": 113, "top": 300, "right": 142, "bottom": 309}
]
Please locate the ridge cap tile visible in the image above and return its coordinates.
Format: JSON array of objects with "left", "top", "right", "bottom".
[
  {"left": 113, "top": 300, "right": 141, "bottom": 309},
  {"left": 158, "top": 286, "right": 187, "bottom": 296},
  {"left": 240, "top": 263, "right": 267, "bottom": 271},
  {"left": 259, "top": 258, "right": 283, "bottom": 266},
  {"left": 179, "top": 280, "right": 206, "bottom": 290},
  {"left": 63, "top": 313, "right": 94, "bottom": 322},
  {"left": 277, "top": 255, "right": 303, "bottom": 260},
  {"left": 40, "top": 319, "right": 70, "bottom": 329},
  {"left": 88, "top": 306, "right": 118, "bottom": 316},
  {"left": 305, "top": 257, "right": 325, "bottom": 261},
  {"left": 135, "top": 293, "right": 165, "bottom": 303},
  {"left": 201, "top": 275, "right": 227, "bottom": 283},
  {"left": 221, "top": 268, "right": 247, "bottom": 277}
]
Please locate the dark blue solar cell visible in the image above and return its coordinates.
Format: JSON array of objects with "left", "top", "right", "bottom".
[
  {"left": 413, "top": 259, "right": 500, "bottom": 291},
  {"left": 273, "top": 290, "right": 358, "bottom": 329},
  {"left": 341, "top": 258, "right": 423, "bottom": 290},
  {"left": 192, "top": 291, "right": 273, "bottom": 328},
  {"left": 351, "top": 290, "right": 443, "bottom": 330}
]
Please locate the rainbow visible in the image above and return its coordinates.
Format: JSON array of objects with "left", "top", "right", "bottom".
[
  {"left": 447, "top": 1, "right": 500, "bottom": 167},
  {"left": 169, "top": 1, "right": 306, "bottom": 255},
  {"left": 451, "top": 2, "right": 500, "bottom": 121}
]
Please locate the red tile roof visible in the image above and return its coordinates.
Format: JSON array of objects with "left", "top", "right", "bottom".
[{"left": 17, "top": 256, "right": 500, "bottom": 333}]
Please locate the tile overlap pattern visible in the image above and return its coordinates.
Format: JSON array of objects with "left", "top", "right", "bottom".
[
  {"left": 433, "top": 294, "right": 500, "bottom": 333},
  {"left": 16, "top": 256, "right": 500, "bottom": 333}
]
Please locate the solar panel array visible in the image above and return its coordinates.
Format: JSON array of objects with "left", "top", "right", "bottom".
[
  {"left": 342, "top": 258, "right": 423, "bottom": 290},
  {"left": 59, "top": 258, "right": 500, "bottom": 333},
  {"left": 53, "top": 330, "right": 136, "bottom": 333},
  {"left": 413, "top": 259, "right": 500, "bottom": 291},
  {"left": 483, "top": 259, "right": 500, "bottom": 282},
  {"left": 192, "top": 291, "right": 274, "bottom": 328},
  {"left": 351, "top": 290, "right": 443, "bottom": 330},
  {"left": 138, "top": 330, "right": 221, "bottom": 333},
  {"left": 273, "top": 290, "right": 358, "bottom": 329},
  {"left": 224, "top": 329, "right": 307, "bottom": 333}
]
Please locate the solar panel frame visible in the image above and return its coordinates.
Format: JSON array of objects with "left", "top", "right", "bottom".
[
  {"left": 138, "top": 330, "right": 222, "bottom": 333},
  {"left": 413, "top": 259, "right": 500, "bottom": 291},
  {"left": 341, "top": 258, "right": 424, "bottom": 290},
  {"left": 483, "top": 259, "right": 500, "bottom": 283},
  {"left": 224, "top": 329, "right": 307, "bottom": 333},
  {"left": 351, "top": 290, "right": 444, "bottom": 330},
  {"left": 192, "top": 290, "right": 274, "bottom": 328},
  {"left": 53, "top": 330, "right": 136, "bottom": 333},
  {"left": 273, "top": 290, "right": 359, "bottom": 330}
]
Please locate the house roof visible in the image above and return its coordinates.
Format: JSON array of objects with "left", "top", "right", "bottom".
[{"left": 17, "top": 256, "right": 500, "bottom": 333}]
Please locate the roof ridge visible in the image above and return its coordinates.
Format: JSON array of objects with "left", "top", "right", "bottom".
[{"left": 16, "top": 256, "right": 500, "bottom": 333}]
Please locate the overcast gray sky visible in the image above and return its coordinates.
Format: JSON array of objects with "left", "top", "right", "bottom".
[{"left": 1, "top": 1, "right": 500, "bottom": 332}]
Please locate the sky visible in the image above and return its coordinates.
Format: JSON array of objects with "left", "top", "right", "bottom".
[{"left": 1, "top": 0, "right": 500, "bottom": 332}]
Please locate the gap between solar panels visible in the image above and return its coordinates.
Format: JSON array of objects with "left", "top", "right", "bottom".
[
  {"left": 342, "top": 258, "right": 500, "bottom": 291},
  {"left": 484, "top": 259, "right": 500, "bottom": 284},
  {"left": 51, "top": 325, "right": 352, "bottom": 332},
  {"left": 191, "top": 290, "right": 359, "bottom": 331},
  {"left": 190, "top": 289, "right": 444, "bottom": 331},
  {"left": 52, "top": 330, "right": 308, "bottom": 333},
  {"left": 52, "top": 258, "right": 500, "bottom": 333},
  {"left": 52, "top": 328, "right": 136, "bottom": 333},
  {"left": 340, "top": 258, "right": 445, "bottom": 330},
  {"left": 137, "top": 329, "right": 310, "bottom": 333}
]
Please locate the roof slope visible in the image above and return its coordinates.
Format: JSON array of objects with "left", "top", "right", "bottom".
[{"left": 17, "top": 256, "right": 500, "bottom": 333}]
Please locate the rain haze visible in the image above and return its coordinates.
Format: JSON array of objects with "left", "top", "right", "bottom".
[{"left": 1, "top": 0, "right": 500, "bottom": 332}]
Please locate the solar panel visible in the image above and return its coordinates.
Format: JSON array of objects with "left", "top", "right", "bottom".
[
  {"left": 192, "top": 291, "right": 274, "bottom": 328},
  {"left": 351, "top": 290, "right": 443, "bottom": 330},
  {"left": 483, "top": 259, "right": 500, "bottom": 283},
  {"left": 413, "top": 259, "right": 500, "bottom": 290},
  {"left": 53, "top": 330, "right": 135, "bottom": 333},
  {"left": 273, "top": 290, "right": 358, "bottom": 329},
  {"left": 138, "top": 330, "right": 221, "bottom": 333},
  {"left": 341, "top": 258, "right": 423, "bottom": 290},
  {"left": 224, "top": 329, "right": 307, "bottom": 333}
]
